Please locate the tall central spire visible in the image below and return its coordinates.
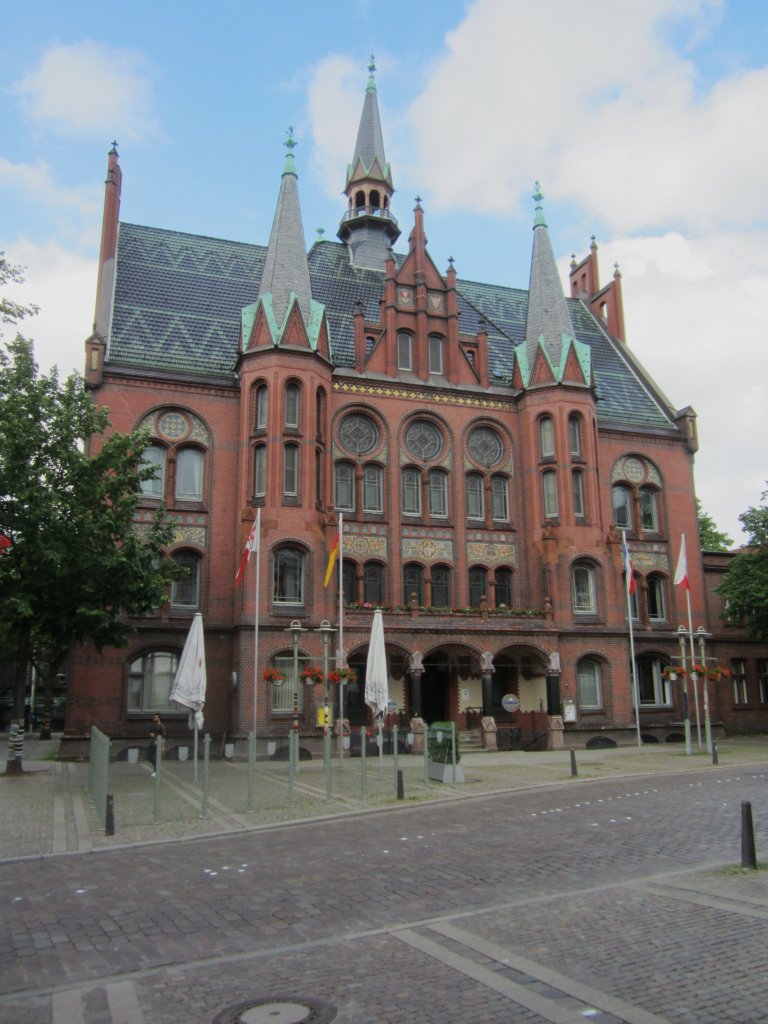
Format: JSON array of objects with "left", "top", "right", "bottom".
[
  {"left": 258, "top": 126, "right": 312, "bottom": 328},
  {"left": 524, "top": 182, "right": 577, "bottom": 369},
  {"left": 337, "top": 56, "right": 400, "bottom": 270}
]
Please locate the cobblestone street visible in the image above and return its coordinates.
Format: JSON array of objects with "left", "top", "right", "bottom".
[{"left": 1, "top": 744, "right": 767, "bottom": 1023}]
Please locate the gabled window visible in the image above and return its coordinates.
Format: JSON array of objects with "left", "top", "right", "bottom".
[
  {"left": 397, "top": 332, "right": 413, "bottom": 371},
  {"left": 140, "top": 445, "right": 166, "bottom": 498},
  {"left": 176, "top": 448, "right": 204, "bottom": 501},
  {"left": 539, "top": 416, "right": 555, "bottom": 458}
]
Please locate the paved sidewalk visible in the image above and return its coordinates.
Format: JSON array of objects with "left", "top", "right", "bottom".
[{"left": 2, "top": 732, "right": 768, "bottom": 860}]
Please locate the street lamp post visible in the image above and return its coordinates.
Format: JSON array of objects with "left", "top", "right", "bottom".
[
  {"left": 696, "top": 626, "right": 713, "bottom": 754},
  {"left": 677, "top": 626, "right": 693, "bottom": 756},
  {"left": 314, "top": 620, "right": 336, "bottom": 734},
  {"left": 285, "top": 621, "right": 307, "bottom": 771}
]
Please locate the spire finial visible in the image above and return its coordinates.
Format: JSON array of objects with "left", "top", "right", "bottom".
[
  {"left": 415, "top": 195, "right": 422, "bottom": 208},
  {"left": 282, "top": 125, "right": 298, "bottom": 175},
  {"left": 532, "top": 180, "right": 546, "bottom": 228},
  {"left": 367, "top": 54, "right": 377, "bottom": 91},
  {"left": 109, "top": 139, "right": 119, "bottom": 155}
]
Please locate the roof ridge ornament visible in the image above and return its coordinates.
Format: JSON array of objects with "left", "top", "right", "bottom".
[
  {"left": 533, "top": 180, "right": 547, "bottom": 228},
  {"left": 367, "top": 54, "right": 376, "bottom": 91},
  {"left": 283, "top": 125, "right": 297, "bottom": 176}
]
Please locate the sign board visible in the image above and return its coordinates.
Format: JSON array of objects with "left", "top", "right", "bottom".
[
  {"left": 563, "top": 699, "right": 578, "bottom": 722},
  {"left": 501, "top": 693, "right": 520, "bottom": 713}
]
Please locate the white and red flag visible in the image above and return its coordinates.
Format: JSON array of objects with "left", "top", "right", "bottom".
[
  {"left": 622, "top": 533, "right": 636, "bottom": 596},
  {"left": 674, "top": 534, "right": 690, "bottom": 591},
  {"left": 234, "top": 520, "right": 258, "bottom": 587}
]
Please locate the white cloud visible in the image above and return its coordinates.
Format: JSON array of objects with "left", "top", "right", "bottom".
[
  {"left": 0, "top": 158, "right": 100, "bottom": 221},
  {"left": 0, "top": 238, "right": 97, "bottom": 380},
  {"left": 11, "top": 39, "right": 160, "bottom": 142},
  {"left": 306, "top": 55, "right": 367, "bottom": 196}
]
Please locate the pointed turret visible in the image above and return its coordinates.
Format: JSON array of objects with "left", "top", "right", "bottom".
[
  {"left": 524, "top": 182, "right": 577, "bottom": 369},
  {"left": 337, "top": 56, "right": 400, "bottom": 270},
  {"left": 258, "top": 126, "right": 313, "bottom": 328}
]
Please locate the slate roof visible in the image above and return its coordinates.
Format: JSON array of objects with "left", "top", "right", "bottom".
[{"left": 108, "top": 223, "right": 675, "bottom": 431}]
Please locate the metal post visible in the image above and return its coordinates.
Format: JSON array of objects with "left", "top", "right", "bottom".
[
  {"left": 570, "top": 748, "right": 578, "bottom": 777},
  {"left": 200, "top": 734, "right": 210, "bottom": 819},
  {"left": 678, "top": 628, "right": 692, "bottom": 755},
  {"left": 324, "top": 729, "right": 332, "bottom": 801},
  {"left": 741, "top": 801, "right": 757, "bottom": 869},
  {"left": 712, "top": 739, "right": 719, "bottom": 766},
  {"left": 393, "top": 725, "right": 399, "bottom": 794},
  {"left": 247, "top": 730, "right": 255, "bottom": 813},
  {"left": 697, "top": 627, "right": 713, "bottom": 754},
  {"left": 360, "top": 725, "right": 367, "bottom": 797}
]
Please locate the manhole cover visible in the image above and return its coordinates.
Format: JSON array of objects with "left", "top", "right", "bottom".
[{"left": 212, "top": 997, "right": 337, "bottom": 1024}]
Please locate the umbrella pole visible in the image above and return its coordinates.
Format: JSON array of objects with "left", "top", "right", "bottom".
[
  {"left": 194, "top": 720, "right": 199, "bottom": 783},
  {"left": 378, "top": 719, "right": 384, "bottom": 779}
]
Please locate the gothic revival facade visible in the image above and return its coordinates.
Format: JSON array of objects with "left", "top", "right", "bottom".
[{"left": 66, "top": 65, "right": 768, "bottom": 752}]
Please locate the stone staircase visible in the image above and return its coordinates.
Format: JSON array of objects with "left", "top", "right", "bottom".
[{"left": 458, "top": 729, "right": 485, "bottom": 753}]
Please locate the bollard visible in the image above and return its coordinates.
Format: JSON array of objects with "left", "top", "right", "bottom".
[
  {"left": 712, "top": 740, "right": 719, "bottom": 766},
  {"left": 741, "top": 801, "right": 757, "bottom": 869},
  {"left": 105, "top": 794, "right": 115, "bottom": 836},
  {"left": 397, "top": 768, "right": 405, "bottom": 800},
  {"left": 570, "top": 748, "right": 578, "bottom": 777}
]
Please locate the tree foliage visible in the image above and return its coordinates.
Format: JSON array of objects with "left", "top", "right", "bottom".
[
  {"left": 0, "top": 336, "right": 177, "bottom": 717},
  {"left": 696, "top": 498, "right": 733, "bottom": 552},
  {"left": 0, "top": 251, "right": 39, "bottom": 326},
  {"left": 717, "top": 486, "right": 768, "bottom": 641}
]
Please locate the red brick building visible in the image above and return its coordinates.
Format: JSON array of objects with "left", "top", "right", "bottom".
[{"left": 65, "top": 64, "right": 768, "bottom": 753}]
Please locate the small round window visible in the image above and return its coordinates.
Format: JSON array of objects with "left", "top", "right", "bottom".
[
  {"left": 406, "top": 420, "right": 442, "bottom": 460},
  {"left": 339, "top": 413, "right": 378, "bottom": 455},
  {"left": 468, "top": 427, "right": 503, "bottom": 467}
]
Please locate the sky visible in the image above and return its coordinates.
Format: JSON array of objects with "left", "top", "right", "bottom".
[{"left": 1, "top": 0, "right": 767, "bottom": 544}]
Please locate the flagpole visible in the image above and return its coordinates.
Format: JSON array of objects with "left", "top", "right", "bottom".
[
  {"left": 253, "top": 507, "right": 261, "bottom": 749},
  {"left": 623, "top": 532, "right": 643, "bottom": 751},
  {"left": 685, "top": 586, "right": 702, "bottom": 749},
  {"left": 337, "top": 513, "right": 344, "bottom": 761}
]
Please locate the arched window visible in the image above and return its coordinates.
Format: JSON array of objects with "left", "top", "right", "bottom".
[
  {"left": 140, "top": 445, "right": 166, "bottom": 498},
  {"left": 176, "top": 447, "right": 204, "bottom": 501},
  {"left": 647, "top": 574, "right": 667, "bottom": 621},
  {"left": 469, "top": 566, "right": 488, "bottom": 608},
  {"left": 253, "top": 445, "right": 267, "bottom": 498},
  {"left": 256, "top": 384, "right": 268, "bottom": 430},
  {"left": 577, "top": 658, "right": 602, "bottom": 709},
  {"left": 342, "top": 560, "right": 357, "bottom": 606},
  {"left": 466, "top": 473, "right": 484, "bottom": 519},
  {"left": 495, "top": 567, "right": 513, "bottom": 608},
  {"left": 362, "top": 464, "right": 383, "bottom": 513},
  {"left": 364, "top": 562, "right": 385, "bottom": 605},
  {"left": 370, "top": 189, "right": 381, "bottom": 210},
  {"left": 403, "top": 564, "right": 424, "bottom": 606},
  {"left": 491, "top": 475, "right": 509, "bottom": 521},
  {"left": 283, "top": 443, "right": 299, "bottom": 497},
  {"left": 571, "top": 563, "right": 596, "bottom": 614},
  {"left": 431, "top": 565, "right": 451, "bottom": 608},
  {"left": 428, "top": 469, "right": 448, "bottom": 518},
  {"left": 397, "top": 332, "right": 413, "bottom": 371},
  {"left": 428, "top": 334, "right": 444, "bottom": 375},
  {"left": 635, "top": 656, "right": 672, "bottom": 706},
  {"left": 402, "top": 468, "right": 421, "bottom": 516},
  {"left": 334, "top": 462, "right": 355, "bottom": 511},
  {"left": 613, "top": 485, "right": 632, "bottom": 529},
  {"left": 568, "top": 414, "right": 582, "bottom": 456},
  {"left": 128, "top": 651, "right": 178, "bottom": 712},
  {"left": 539, "top": 416, "right": 555, "bottom": 458},
  {"left": 315, "top": 388, "right": 325, "bottom": 442},
  {"left": 354, "top": 189, "right": 365, "bottom": 212},
  {"left": 284, "top": 382, "right": 300, "bottom": 429},
  {"left": 640, "top": 487, "right": 658, "bottom": 532},
  {"left": 273, "top": 547, "right": 305, "bottom": 605},
  {"left": 542, "top": 470, "right": 558, "bottom": 518},
  {"left": 170, "top": 550, "right": 201, "bottom": 608},
  {"left": 572, "top": 469, "right": 585, "bottom": 518}
]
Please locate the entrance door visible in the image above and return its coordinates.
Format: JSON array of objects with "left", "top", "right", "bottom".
[{"left": 422, "top": 656, "right": 450, "bottom": 723}]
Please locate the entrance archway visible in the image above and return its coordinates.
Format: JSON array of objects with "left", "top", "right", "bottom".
[{"left": 422, "top": 651, "right": 450, "bottom": 723}]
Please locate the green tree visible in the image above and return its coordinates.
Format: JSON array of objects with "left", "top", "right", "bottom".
[
  {"left": 696, "top": 498, "right": 733, "bottom": 552},
  {"left": 717, "top": 487, "right": 768, "bottom": 640},
  {"left": 0, "top": 336, "right": 177, "bottom": 734},
  {"left": 0, "top": 251, "right": 39, "bottom": 325}
]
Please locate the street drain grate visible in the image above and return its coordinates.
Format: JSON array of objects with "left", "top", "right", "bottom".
[{"left": 212, "top": 996, "right": 337, "bottom": 1024}]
